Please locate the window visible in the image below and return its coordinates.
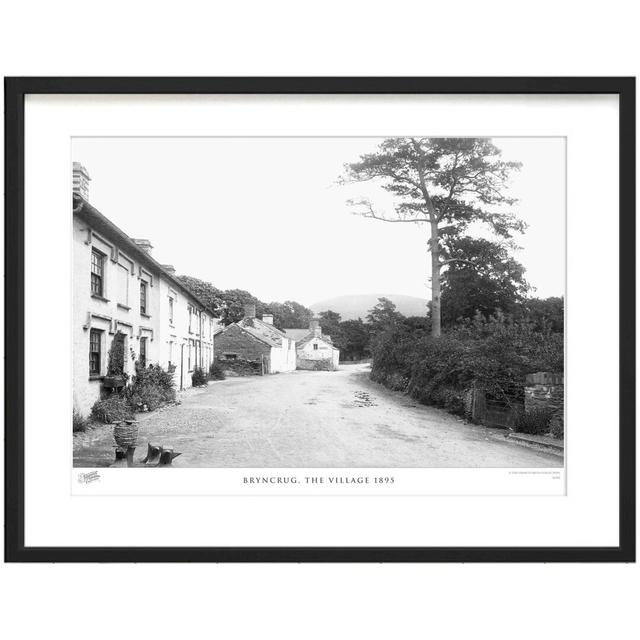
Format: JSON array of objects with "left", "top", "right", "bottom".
[
  {"left": 140, "top": 281, "right": 147, "bottom": 315},
  {"left": 89, "top": 329, "right": 102, "bottom": 375},
  {"left": 91, "top": 249, "right": 104, "bottom": 296},
  {"left": 139, "top": 337, "right": 147, "bottom": 368},
  {"left": 224, "top": 353, "right": 238, "bottom": 361},
  {"left": 188, "top": 306, "right": 193, "bottom": 332},
  {"left": 313, "top": 343, "right": 318, "bottom": 350},
  {"left": 169, "top": 297, "right": 174, "bottom": 324},
  {"left": 188, "top": 339, "right": 193, "bottom": 370}
]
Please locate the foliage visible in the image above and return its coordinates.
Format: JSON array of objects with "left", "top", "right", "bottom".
[
  {"left": 176, "top": 275, "right": 224, "bottom": 315},
  {"left": 127, "top": 362, "right": 176, "bottom": 411},
  {"left": 371, "top": 313, "right": 563, "bottom": 415},
  {"left": 517, "top": 296, "right": 564, "bottom": 333},
  {"left": 209, "top": 361, "right": 226, "bottom": 380},
  {"left": 315, "top": 311, "right": 373, "bottom": 361},
  {"left": 192, "top": 367, "right": 207, "bottom": 387},
  {"left": 128, "top": 385, "right": 165, "bottom": 412},
  {"left": 220, "top": 289, "right": 260, "bottom": 325},
  {"left": 440, "top": 236, "right": 529, "bottom": 325},
  {"left": 263, "top": 300, "right": 314, "bottom": 330},
  {"left": 90, "top": 395, "right": 133, "bottom": 423},
  {"left": 342, "top": 137, "right": 524, "bottom": 336},
  {"left": 133, "top": 362, "right": 176, "bottom": 394},
  {"left": 73, "top": 409, "right": 90, "bottom": 432},
  {"left": 550, "top": 412, "right": 564, "bottom": 439},
  {"left": 177, "top": 275, "right": 314, "bottom": 329},
  {"left": 366, "top": 297, "right": 404, "bottom": 334},
  {"left": 106, "top": 333, "right": 127, "bottom": 378},
  {"left": 515, "top": 407, "right": 556, "bottom": 435},
  {"left": 338, "top": 319, "right": 371, "bottom": 361}
]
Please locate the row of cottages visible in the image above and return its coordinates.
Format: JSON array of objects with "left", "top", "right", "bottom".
[
  {"left": 72, "top": 163, "right": 216, "bottom": 415},
  {"left": 213, "top": 305, "right": 297, "bottom": 373},
  {"left": 283, "top": 319, "right": 340, "bottom": 370},
  {"left": 213, "top": 306, "right": 339, "bottom": 372}
]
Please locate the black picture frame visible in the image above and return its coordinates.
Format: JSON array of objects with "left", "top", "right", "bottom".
[{"left": 4, "top": 77, "right": 635, "bottom": 563}]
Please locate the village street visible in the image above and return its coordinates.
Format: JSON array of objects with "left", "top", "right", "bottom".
[{"left": 74, "top": 364, "right": 562, "bottom": 468}]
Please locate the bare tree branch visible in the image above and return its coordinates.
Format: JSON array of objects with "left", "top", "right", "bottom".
[{"left": 348, "top": 199, "right": 431, "bottom": 223}]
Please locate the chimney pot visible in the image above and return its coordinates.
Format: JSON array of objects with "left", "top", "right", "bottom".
[
  {"left": 72, "top": 162, "right": 91, "bottom": 201},
  {"left": 132, "top": 238, "right": 154, "bottom": 255},
  {"left": 310, "top": 318, "right": 321, "bottom": 337}
]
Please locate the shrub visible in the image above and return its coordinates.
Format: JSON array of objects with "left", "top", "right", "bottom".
[
  {"left": 514, "top": 407, "right": 555, "bottom": 435},
  {"left": 192, "top": 367, "right": 207, "bottom": 387},
  {"left": 209, "top": 361, "right": 226, "bottom": 380},
  {"left": 107, "top": 334, "right": 127, "bottom": 378},
  {"left": 127, "top": 363, "right": 176, "bottom": 411},
  {"left": 134, "top": 362, "right": 176, "bottom": 395},
  {"left": 90, "top": 395, "right": 133, "bottom": 423},
  {"left": 550, "top": 410, "right": 564, "bottom": 439},
  {"left": 73, "top": 409, "right": 90, "bottom": 432},
  {"left": 369, "top": 313, "right": 564, "bottom": 420},
  {"left": 128, "top": 385, "right": 165, "bottom": 412}
]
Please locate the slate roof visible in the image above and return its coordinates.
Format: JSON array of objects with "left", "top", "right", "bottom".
[
  {"left": 282, "top": 328, "right": 311, "bottom": 342},
  {"left": 237, "top": 317, "right": 289, "bottom": 347}
]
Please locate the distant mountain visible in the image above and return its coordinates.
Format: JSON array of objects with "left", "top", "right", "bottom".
[{"left": 310, "top": 294, "right": 429, "bottom": 321}]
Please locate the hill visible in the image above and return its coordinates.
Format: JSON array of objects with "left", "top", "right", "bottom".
[{"left": 310, "top": 294, "right": 428, "bottom": 321}]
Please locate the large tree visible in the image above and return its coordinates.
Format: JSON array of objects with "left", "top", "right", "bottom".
[
  {"left": 339, "top": 319, "right": 370, "bottom": 361},
  {"left": 176, "top": 275, "right": 224, "bottom": 315},
  {"left": 366, "top": 297, "right": 404, "bottom": 334},
  {"left": 440, "top": 236, "right": 529, "bottom": 325},
  {"left": 342, "top": 138, "right": 524, "bottom": 337}
]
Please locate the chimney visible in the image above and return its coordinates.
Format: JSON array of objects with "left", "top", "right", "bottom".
[
  {"left": 162, "top": 264, "right": 176, "bottom": 276},
  {"left": 243, "top": 304, "right": 256, "bottom": 319},
  {"left": 72, "top": 162, "right": 91, "bottom": 201},
  {"left": 132, "top": 238, "right": 154, "bottom": 255},
  {"left": 262, "top": 314, "right": 274, "bottom": 325},
  {"left": 309, "top": 318, "right": 321, "bottom": 337}
]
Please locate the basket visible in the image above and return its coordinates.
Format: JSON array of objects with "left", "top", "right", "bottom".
[{"left": 113, "top": 420, "right": 139, "bottom": 449}]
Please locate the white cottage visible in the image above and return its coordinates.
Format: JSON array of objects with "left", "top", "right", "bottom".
[
  {"left": 72, "top": 163, "right": 216, "bottom": 415},
  {"left": 213, "top": 305, "right": 297, "bottom": 374},
  {"left": 283, "top": 319, "right": 340, "bottom": 371}
]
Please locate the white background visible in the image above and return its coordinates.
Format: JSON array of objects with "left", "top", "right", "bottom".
[
  {"left": 1, "top": 2, "right": 638, "bottom": 639},
  {"left": 28, "top": 94, "right": 598, "bottom": 547}
]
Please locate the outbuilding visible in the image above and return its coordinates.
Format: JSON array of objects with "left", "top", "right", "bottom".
[
  {"left": 283, "top": 319, "right": 340, "bottom": 371},
  {"left": 213, "top": 305, "right": 297, "bottom": 374}
]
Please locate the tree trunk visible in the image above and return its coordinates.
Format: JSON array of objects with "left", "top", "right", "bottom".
[{"left": 430, "top": 221, "right": 441, "bottom": 338}]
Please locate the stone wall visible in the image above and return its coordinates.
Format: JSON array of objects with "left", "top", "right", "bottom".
[
  {"left": 217, "top": 357, "right": 263, "bottom": 376},
  {"left": 213, "top": 324, "right": 270, "bottom": 362},
  {"left": 297, "top": 357, "right": 336, "bottom": 371},
  {"left": 524, "top": 372, "right": 564, "bottom": 435},
  {"left": 524, "top": 372, "right": 564, "bottom": 413}
]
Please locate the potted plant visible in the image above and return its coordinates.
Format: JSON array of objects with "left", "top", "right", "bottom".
[{"left": 103, "top": 333, "right": 127, "bottom": 390}]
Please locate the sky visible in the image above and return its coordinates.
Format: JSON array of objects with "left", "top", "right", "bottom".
[{"left": 73, "top": 137, "right": 565, "bottom": 307}]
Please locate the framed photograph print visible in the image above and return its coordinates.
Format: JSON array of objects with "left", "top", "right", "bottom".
[{"left": 4, "top": 77, "right": 635, "bottom": 562}]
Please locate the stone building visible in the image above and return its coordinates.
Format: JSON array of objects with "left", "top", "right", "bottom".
[
  {"left": 283, "top": 319, "right": 340, "bottom": 371},
  {"left": 213, "top": 305, "right": 296, "bottom": 374},
  {"left": 73, "top": 164, "right": 216, "bottom": 415}
]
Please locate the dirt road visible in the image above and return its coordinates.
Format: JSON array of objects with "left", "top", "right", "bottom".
[{"left": 74, "top": 364, "right": 562, "bottom": 468}]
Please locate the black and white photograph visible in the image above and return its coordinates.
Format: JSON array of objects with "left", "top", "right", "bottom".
[{"left": 72, "top": 135, "right": 565, "bottom": 471}]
